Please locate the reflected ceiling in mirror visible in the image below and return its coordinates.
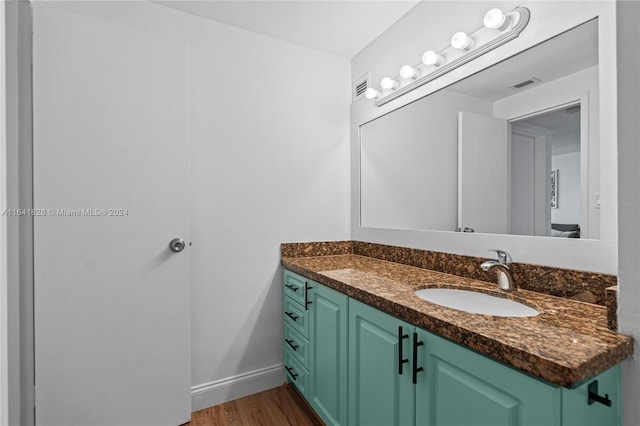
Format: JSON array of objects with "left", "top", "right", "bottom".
[{"left": 360, "top": 19, "right": 600, "bottom": 239}]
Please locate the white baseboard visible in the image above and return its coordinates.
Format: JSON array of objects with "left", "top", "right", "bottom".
[{"left": 190, "top": 364, "right": 285, "bottom": 412}]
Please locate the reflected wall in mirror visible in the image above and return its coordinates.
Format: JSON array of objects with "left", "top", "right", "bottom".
[{"left": 360, "top": 19, "right": 599, "bottom": 239}]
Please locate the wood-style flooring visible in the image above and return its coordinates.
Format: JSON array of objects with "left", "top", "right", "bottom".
[{"left": 186, "top": 384, "right": 323, "bottom": 426}]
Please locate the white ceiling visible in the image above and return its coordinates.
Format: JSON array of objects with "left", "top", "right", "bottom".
[{"left": 153, "top": 0, "right": 420, "bottom": 58}]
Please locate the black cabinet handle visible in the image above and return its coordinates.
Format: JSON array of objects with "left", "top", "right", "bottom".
[
  {"left": 285, "top": 338, "right": 299, "bottom": 351},
  {"left": 588, "top": 380, "right": 612, "bottom": 407},
  {"left": 285, "top": 366, "right": 298, "bottom": 380},
  {"left": 398, "top": 326, "right": 409, "bottom": 375},
  {"left": 285, "top": 311, "right": 299, "bottom": 322},
  {"left": 412, "top": 332, "right": 424, "bottom": 384},
  {"left": 304, "top": 282, "right": 312, "bottom": 310},
  {"left": 285, "top": 284, "right": 299, "bottom": 292}
]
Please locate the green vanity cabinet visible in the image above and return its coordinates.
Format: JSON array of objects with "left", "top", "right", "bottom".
[
  {"left": 348, "top": 299, "right": 415, "bottom": 426},
  {"left": 414, "top": 327, "right": 561, "bottom": 426},
  {"left": 284, "top": 269, "right": 622, "bottom": 426},
  {"left": 307, "top": 282, "right": 349, "bottom": 426},
  {"left": 283, "top": 270, "right": 348, "bottom": 426}
]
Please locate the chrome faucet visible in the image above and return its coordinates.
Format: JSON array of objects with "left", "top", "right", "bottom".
[{"left": 480, "top": 249, "right": 516, "bottom": 291}]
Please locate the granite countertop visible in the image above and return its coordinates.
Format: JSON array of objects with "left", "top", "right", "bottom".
[{"left": 282, "top": 254, "right": 633, "bottom": 387}]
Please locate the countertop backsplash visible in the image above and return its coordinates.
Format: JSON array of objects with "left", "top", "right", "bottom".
[{"left": 281, "top": 240, "right": 617, "bottom": 308}]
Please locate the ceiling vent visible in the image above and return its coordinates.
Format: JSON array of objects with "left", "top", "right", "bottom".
[
  {"left": 511, "top": 77, "right": 541, "bottom": 89},
  {"left": 352, "top": 73, "right": 371, "bottom": 102}
]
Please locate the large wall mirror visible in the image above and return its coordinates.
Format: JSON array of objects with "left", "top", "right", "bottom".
[{"left": 360, "top": 19, "right": 600, "bottom": 240}]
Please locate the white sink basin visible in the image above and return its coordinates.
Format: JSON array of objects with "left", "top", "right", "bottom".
[{"left": 414, "top": 288, "right": 539, "bottom": 317}]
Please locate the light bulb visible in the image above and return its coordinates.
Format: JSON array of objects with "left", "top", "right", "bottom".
[
  {"left": 421, "top": 50, "right": 444, "bottom": 66},
  {"left": 399, "top": 65, "right": 420, "bottom": 80},
  {"left": 451, "top": 32, "right": 474, "bottom": 50},
  {"left": 484, "top": 8, "right": 510, "bottom": 30},
  {"left": 380, "top": 77, "right": 399, "bottom": 90},
  {"left": 364, "top": 88, "right": 381, "bottom": 100}
]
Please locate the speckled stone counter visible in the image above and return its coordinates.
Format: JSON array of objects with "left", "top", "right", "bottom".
[{"left": 281, "top": 251, "right": 633, "bottom": 387}]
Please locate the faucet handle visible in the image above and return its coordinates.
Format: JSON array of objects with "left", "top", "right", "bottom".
[{"left": 488, "top": 249, "right": 512, "bottom": 265}]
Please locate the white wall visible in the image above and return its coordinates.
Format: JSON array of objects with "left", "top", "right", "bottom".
[
  {"left": 361, "top": 89, "right": 491, "bottom": 231},
  {"left": 551, "top": 152, "right": 581, "bottom": 224},
  {"left": 187, "top": 16, "right": 350, "bottom": 408},
  {"left": 616, "top": 1, "right": 640, "bottom": 425},
  {"left": 351, "top": 1, "right": 617, "bottom": 273},
  {"left": 30, "top": 0, "right": 350, "bottom": 413}
]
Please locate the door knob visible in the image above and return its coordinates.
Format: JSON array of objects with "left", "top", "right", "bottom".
[{"left": 169, "top": 238, "right": 186, "bottom": 253}]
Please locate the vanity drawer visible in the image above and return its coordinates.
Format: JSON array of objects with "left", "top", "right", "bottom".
[
  {"left": 284, "top": 269, "right": 308, "bottom": 307},
  {"left": 284, "top": 295, "right": 309, "bottom": 337},
  {"left": 283, "top": 321, "right": 309, "bottom": 369},
  {"left": 284, "top": 348, "right": 308, "bottom": 397}
]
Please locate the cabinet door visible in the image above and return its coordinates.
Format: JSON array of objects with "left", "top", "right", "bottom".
[
  {"left": 349, "top": 300, "right": 414, "bottom": 426},
  {"left": 308, "top": 283, "right": 349, "bottom": 426},
  {"left": 415, "top": 328, "right": 561, "bottom": 426},
  {"left": 562, "top": 366, "right": 620, "bottom": 426}
]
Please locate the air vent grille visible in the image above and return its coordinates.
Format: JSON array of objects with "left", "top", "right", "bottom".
[
  {"left": 511, "top": 77, "right": 540, "bottom": 89},
  {"left": 352, "top": 73, "right": 371, "bottom": 102},
  {"left": 355, "top": 80, "right": 368, "bottom": 96}
]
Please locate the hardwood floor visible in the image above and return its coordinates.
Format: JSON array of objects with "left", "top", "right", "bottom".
[{"left": 186, "top": 384, "right": 323, "bottom": 426}]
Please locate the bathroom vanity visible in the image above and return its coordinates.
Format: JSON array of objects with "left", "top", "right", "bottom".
[{"left": 281, "top": 242, "right": 632, "bottom": 426}]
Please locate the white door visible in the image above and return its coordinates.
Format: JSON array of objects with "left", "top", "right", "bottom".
[
  {"left": 33, "top": 4, "right": 190, "bottom": 425},
  {"left": 510, "top": 132, "right": 536, "bottom": 235},
  {"left": 510, "top": 131, "right": 550, "bottom": 236},
  {"left": 458, "top": 112, "right": 509, "bottom": 234}
]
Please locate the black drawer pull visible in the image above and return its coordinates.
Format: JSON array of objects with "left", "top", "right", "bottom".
[
  {"left": 304, "top": 282, "right": 312, "bottom": 310},
  {"left": 412, "top": 332, "right": 424, "bottom": 385},
  {"left": 285, "top": 366, "right": 298, "bottom": 380},
  {"left": 285, "top": 311, "right": 299, "bottom": 322},
  {"left": 285, "top": 284, "right": 299, "bottom": 292},
  {"left": 398, "top": 326, "right": 409, "bottom": 375},
  {"left": 285, "top": 339, "right": 299, "bottom": 351},
  {"left": 588, "top": 380, "right": 612, "bottom": 407}
]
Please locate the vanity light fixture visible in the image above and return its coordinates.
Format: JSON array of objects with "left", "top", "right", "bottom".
[
  {"left": 380, "top": 77, "right": 399, "bottom": 90},
  {"left": 483, "top": 8, "right": 510, "bottom": 31},
  {"left": 451, "top": 32, "right": 474, "bottom": 50},
  {"left": 399, "top": 65, "right": 420, "bottom": 80},
  {"left": 421, "top": 50, "right": 444, "bottom": 66},
  {"left": 364, "top": 6, "right": 530, "bottom": 107},
  {"left": 364, "top": 87, "right": 381, "bottom": 100}
]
